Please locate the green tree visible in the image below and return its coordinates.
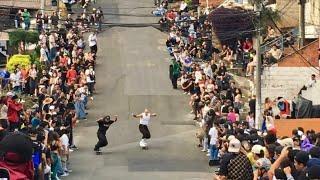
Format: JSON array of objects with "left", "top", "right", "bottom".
[{"left": 8, "top": 30, "right": 39, "bottom": 54}]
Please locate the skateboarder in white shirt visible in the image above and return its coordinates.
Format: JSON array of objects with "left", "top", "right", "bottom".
[{"left": 132, "top": 109, "right": 157, "bottom": 149}]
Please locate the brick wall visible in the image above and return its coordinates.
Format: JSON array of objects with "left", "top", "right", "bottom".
[
  {"left": 275, "top": 118, "right": 320, "bottom": 137},
  {"left": 278, "top": 40, "right": 319, "bottom": 67}
]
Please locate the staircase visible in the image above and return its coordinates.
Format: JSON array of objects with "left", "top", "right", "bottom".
[
  {"left": 301, "top": 82, "right": 320, "bottom": 105},
  {"left": 260, "top": 28, "right": 298, "bottom": 55}
]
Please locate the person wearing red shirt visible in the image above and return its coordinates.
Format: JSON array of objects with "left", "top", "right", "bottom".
[
  {"left": 6, "top": 92, "right": 23, "bottom": 131},
  {"left": 242, "top": 38, "right": 253, "bottom": 52},
  {"left": 66, "top": 65, "right": 77, "bottom": 85},
  {"left": 59, "top": 53, "right": 68, "bottom": 66},
  {"left": 166, "top": 10, "right": 176, "bottom": 21}
]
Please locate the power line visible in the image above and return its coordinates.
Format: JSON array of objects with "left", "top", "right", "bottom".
[{"left": 261, "top": 4, "right": 319, "bottom": 73}]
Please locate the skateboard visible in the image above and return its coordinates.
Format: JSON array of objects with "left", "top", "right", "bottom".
[
  {"left": 96, "top": 151, "right": 102, "bottom": 155},
  {"left": 95, "top": 150, "right": 102, "bottom": 155},
  {"left": 141, "top": 145, "right": 148, "bottom": 150}
]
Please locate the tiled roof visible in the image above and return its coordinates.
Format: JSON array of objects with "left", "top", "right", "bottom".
[{"left": 208, "top": 7, "right": 255, "bottom": 43}]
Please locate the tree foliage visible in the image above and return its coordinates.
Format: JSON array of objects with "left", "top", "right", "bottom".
[{"left": 8, "top": 30, "right": 39, "bottom": 47}]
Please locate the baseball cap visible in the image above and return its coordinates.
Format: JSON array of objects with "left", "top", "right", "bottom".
[
  {"left": 254, "top": 158, "right": 271, "bottom": 171},
  {"left": 295, "top": 151, "right": 309, "bottom": 165},
  {"left": 228, "top": 138, "right": 241, "bottom": 153},
  {"left": 279, "top": 138, "right": 294, "bottom": 148},
  {"left": 227, "top": 135, "right": 236, "bottom": 141},
  {"left": 6, "top": 91, "right": 14, "bottom": 97},
  {"left": 251, "top": 144, "right": 264, "bottom": 154}
]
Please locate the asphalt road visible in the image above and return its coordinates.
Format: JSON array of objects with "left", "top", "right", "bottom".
[{"left": 66, "top": 0, "right": 213, "bottom": 179}]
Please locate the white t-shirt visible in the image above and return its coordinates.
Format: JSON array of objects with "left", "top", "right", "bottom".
[
  {"left": 204, "top": 66, "right": 213, "bottom": 78},
  {"left": 208, "top": 127, "right": 218, "bottom": 145},
  {"left": 248, "top": 117, "right": 255, "bottom": 129},
  {"left": 88, "top": 34, "right": 97, "bottom": 47},
  {"left": 60, "top": 134, "right": 69, "bottom": 149},
  {"left": 85, "top": 69, "right": 95, "bottom": 83},
  {"left": 10, "top": 72, "right": 21, "bottom": 87},
  {"left": 195, "top": 70, "right": 202, "bottom": 83},
  {"left": 180, "top": 2, "right": 187, "bottom": 11},
  {"left": 202, "top": 105, "right": 210, "bottom": 117},
  {"left": 40, "top": 47, "right": 48, "bottom": 62},
  {"left": 140, "top": 113, "right": 151, "bottom": 125}
]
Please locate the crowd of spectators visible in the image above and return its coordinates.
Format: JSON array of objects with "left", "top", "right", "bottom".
[
  {"left": 162, "top": 1, "right": 320, "bottom": 180},
  {"left": 0, "top": 8, "right": 99, "bottom": 180},
  {"left": 15, "top": 2, "right": 104, "bottom": 33}
]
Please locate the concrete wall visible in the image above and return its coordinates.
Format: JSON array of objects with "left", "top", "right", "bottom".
[
  {"left": 305, "top": 0, "right": 320, "bottom": 26},
  {"left": 276, "top": 0, "right": 299, "bottom": 28},
  {"left": 260, "top": 66, "right": 318, "bottom": 101}
]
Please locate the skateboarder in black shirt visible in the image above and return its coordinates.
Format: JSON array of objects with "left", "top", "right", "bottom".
[{"left": 94, "top": 115, "right": 118, "bottom": 154}]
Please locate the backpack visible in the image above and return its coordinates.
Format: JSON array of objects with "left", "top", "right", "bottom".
[
  {"left": 32, "top": 150, "right": 41, "bottom": 170},
  {"left": 278, "top": 101, "right": 286, "bottom": 111},
  {"left": 32, "top": 141, "right": 42, "bottom": 170}
]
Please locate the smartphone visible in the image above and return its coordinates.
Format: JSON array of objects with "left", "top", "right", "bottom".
[{"left": 0, "top": 167, "right": 9, "bottom": 180}]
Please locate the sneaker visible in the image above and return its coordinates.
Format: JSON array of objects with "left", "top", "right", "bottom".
[
  {"left": 61, "top": 172, "right": 69, "bottom": 177},
  {"left": 69, "top": 149, "right": 74, "bottom": 152},
  {"left": 70, "top": 145, "right": 78, "bottom": 150},
  {"left": 201, "top": 149, "right": 207, "bottom": 152},
  {"left": 206, "top": 153, "right": 210, "bottom": 156},
  {"left": 65, "top": 169, "right": 72, "bottom": 173}
]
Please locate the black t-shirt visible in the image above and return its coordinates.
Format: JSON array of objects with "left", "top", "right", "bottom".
[
  {"left": 217, "top": 66, "right": 227, "bottom": 76},
  {"left": 97, "top": 120, "right": 114, "bottom": 134},
  {"left": 249, "top": 99, "right": 256, "bottom": 113},
  {"left": 64, "top": 113, "right": 73, "bottom": 130}
]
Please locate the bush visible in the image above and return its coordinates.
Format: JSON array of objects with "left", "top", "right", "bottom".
[
  {"left": 185, "top": 0, "right": 193, "bottom": 6},
  {"left": 6, "top": 55, "right": 31, "bottom": 72}
]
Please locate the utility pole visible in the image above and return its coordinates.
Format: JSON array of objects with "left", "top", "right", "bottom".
[
  {"left": 298, "top": 0, "right": 306, "bottom": 48},
  {"left": 40, "top": 0, "right": 45, "bottom": 14},
  {"left": 254, "top": 0, "right": 262, "bottom": 129}
]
